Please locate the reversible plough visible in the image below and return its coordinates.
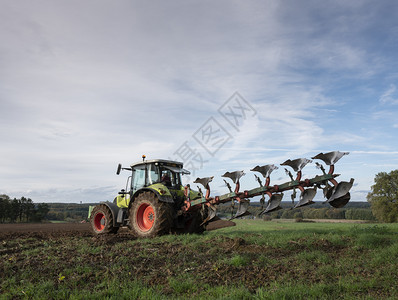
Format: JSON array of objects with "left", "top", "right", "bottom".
[
  {"left": 182, "top": 151, "right": 355, "bottom": 222},
  {"left": 89, "top": 150, "right": 354, "bottom": 237}
]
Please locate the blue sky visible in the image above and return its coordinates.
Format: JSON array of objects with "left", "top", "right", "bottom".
[{"left": 1, "top": 0, "right": 397, "bottom": 204}]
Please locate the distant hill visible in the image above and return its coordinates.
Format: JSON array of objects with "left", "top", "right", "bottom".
[{"left": 47, "top": 203, "right": 94, "bottom": 222}]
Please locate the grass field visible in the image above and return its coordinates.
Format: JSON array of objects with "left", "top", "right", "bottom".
[{"left": 1, "top": 220, "right": 398, "bottom": 299}]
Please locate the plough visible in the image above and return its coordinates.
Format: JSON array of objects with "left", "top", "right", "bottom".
[{"left": 183, "top": 151, "right": 355, "bottom": 221}]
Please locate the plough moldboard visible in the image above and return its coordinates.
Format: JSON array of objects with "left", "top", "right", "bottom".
[{"left": 182, "top": 151, "right": 355, "bottom": 222}]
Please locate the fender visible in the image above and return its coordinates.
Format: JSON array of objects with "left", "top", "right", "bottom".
[
  {"left": 100, "top": 201, "right": 127, "bottom": 227},
  {"left": 132, "top": 187, "right": 174, "bottom": 204}
]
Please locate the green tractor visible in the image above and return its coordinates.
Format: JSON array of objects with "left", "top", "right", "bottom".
[
  {"left": 89, "top": 157, "right": 206, "bottom": 237},
  {"left": 90, "top": 151, "right": 355, "bottom": 238}
]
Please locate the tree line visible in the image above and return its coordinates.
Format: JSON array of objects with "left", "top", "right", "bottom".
[
  {"left": 0, "top": 195, "right": 49, "bottom": 223},
  {"left": 46, "top": 203, "right": 91, "bottom": 222}
]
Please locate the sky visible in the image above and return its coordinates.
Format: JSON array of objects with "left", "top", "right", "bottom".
[{"left": 1, "top": 0, "right": 398, "bottom": 204}]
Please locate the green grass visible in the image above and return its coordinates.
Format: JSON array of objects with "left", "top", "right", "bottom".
[{"left": 1, "top": 220, "right": 398, "bottom": 299}]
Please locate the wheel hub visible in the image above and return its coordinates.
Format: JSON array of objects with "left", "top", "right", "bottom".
[
  {"left": 94, "top": 212, "right": 105, "bottom": 231},
  {"left": 137, "top": 203, "right": 155, "bottom": 231}
]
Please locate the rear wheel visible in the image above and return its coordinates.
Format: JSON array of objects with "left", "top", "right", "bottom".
[
  {"left": 129, "top": 191, "right": 173, "bottom": 238},
  {"left": 90, "top": 204, "right": 119, "bottom": 235}
]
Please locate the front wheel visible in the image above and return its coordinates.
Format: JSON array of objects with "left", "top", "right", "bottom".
[
  {"left": 90, "top": 204, "right": 119, "bottom": 235},
  {"left": 129, "top": 192, "right": 173, "bottom": 238}
]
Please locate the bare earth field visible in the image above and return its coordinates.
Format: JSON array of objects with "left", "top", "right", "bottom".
[
  {"left": 0, "top": 218, "right": 233, "bottom": 236},
  {"left": 1, "top": 220, "right": 398, "bottom": 299},
  {"left": 0, "top": 223, "right": 93, "bottom": 242},
  {"left": 0, "top": 218, "right": 364, "bottom": 235},
  {"left": 0, "top": 223, "right": 90, "bottom": 233}
]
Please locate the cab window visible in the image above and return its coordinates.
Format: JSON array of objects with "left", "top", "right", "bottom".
[
  {"left": 147, "top": 163, "right": 160, "bottom": 185},
  {"left": 160, "top": 169, "right": 173, "bottom": 186},
  {"left": 132, "top": 165, "right": 146, "bottom": 191},
  {"left": 159, "top": 167, "right": 181, "bottom": 187}
]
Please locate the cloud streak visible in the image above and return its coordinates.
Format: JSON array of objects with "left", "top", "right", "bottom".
[
  {"left": 379, "top": 84, "right": 398, "bottom": 105},
  {"left": 1, "top": 0, "right": 398, "bottom": 203}
]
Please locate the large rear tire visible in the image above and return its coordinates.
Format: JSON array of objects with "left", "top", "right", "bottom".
[
  {"left": 129, "top": 191, "right": 173, "bottom": 238},
  {"left": 90, "top": 204, "right": 119, "bottom": 235}
]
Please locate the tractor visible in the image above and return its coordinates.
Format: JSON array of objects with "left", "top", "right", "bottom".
[
  {"left": 89, "top": 156, "right": 207, "bottom": 237},
  {"left": 89, "top": 151, "right": 355, "bottom": 238}
]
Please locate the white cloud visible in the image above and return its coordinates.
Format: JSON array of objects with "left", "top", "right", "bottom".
[
  {"left": 379, "top": 84, "right": 398, "bottom": 105},
  {"left": 1, "top": 0, "right": 398, "bottom": 202}
]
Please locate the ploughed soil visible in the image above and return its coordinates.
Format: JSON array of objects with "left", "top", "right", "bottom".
[
  {"left": 0, "top": 222, "right": 91, "bottom": 233},
  {"left": 206, "top": 217, "right": 236, "bottom": 231},
  {"left": 0, "top": 222, "right": 325, "bottom": 294},
  {"left": 1, "top": 222, "right": 392, "bottom": 298},
  {"left": 0, "top": 223, "right": 92, "bottom": 240},
  {"left": 0, "top": 219, "right": 234, "bottom": 236}
]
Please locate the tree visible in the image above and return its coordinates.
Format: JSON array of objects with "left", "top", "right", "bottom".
[
  {"left": 345, "top": 208, "right": 375, "bottom": 221},
  {"left": 0, "top": 195, "right": 49, "bottom": 223},
  {"left": 367, "top": 170, "right": 398, "bottom": 222},
  {"left": 34, "top": 203, "right": 50, "bottom": 222},
  {"left": 10, "top": 199, "right": 20, "bottom": 223},
  {"left": 0, "top": 195, "right": 10, "bottom": 223}
]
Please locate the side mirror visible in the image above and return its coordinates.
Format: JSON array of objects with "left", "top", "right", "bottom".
[{"left": 116, "top": 163, "right": 122, "bottom": 175}]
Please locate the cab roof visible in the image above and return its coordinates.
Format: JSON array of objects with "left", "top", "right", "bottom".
[
  {"left": 130, "top": 159, "right": 183, "bottom": 168},
  {"left": 130, "top": 159, "right": 190, "bottom": 175}
]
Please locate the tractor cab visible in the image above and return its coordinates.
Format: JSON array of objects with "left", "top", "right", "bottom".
[
  {"left": 129, "top": 159, "right": 190, "bottom": 192},
  {"left": 116, "top": 158, "right": 190, "bottom": 207}
]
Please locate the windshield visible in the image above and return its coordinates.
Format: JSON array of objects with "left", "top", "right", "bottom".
[
  {"left": 132, "top": 165, "right": 146, "bottom": 191},
  {"left": 131, "top": 163, "right": 183, "bottom": 191}
]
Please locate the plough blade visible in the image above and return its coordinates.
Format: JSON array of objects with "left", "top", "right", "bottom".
[
  {"left": 294, "top": 188, "right": 317, "bottom": 208},
  {"left": 281, "top": 158, "right": 312, "bottom": 172},
  {"left": 325, "top": 178, "right": 354, "bottom": 208},
  {"left": 261, "top": 193, "right": 284, "bottom": 214},
  {"left": 312, "top": 151, "right": 349, "bottom": 165},
  {"left": 230, "top": 200, "right": 251, "bottom": 220},
  {"left": 250, "top": 164, "right": 278, "bottom": 178},
  {"left": 222, "top": 170, "right": 245, "bottom": 184},
  {"left": 201, "top": 204, "right": 217, "bottom": 225},
  {"left": 194, "top": 176, "right": 214, "bottom": 188},
  {"left": 328, "top": 192, "right": 351, "bottom": 208}
]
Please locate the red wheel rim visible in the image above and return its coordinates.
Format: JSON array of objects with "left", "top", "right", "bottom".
[
  {"left": 94, "top": 212, "right": 105, "bottom": 231},
  {"left": 136, "top": 203, "right": 155, "bottom": 231}
]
